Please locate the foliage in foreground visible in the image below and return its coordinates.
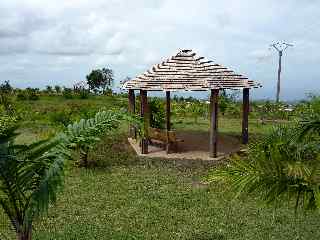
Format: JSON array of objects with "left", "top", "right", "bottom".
[
  {"left": 0, "top": 128, "right": 70, "bottom": 240},
  {"left": 66, "top": 110, "right": 142, "bottom": 167},
  {"left": 208, "top": 121, "right": 320, "bottom": 212},
  {"left": 0, "top": 110, "right": 141, "bottom": 239}
]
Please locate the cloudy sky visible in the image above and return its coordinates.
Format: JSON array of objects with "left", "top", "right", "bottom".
[{"left": 0, "top": 0, "right": 319, "bottom": 100}]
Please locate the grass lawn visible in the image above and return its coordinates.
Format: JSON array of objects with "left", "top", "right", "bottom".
[{"left": 1, "top": 96, "right": 319, "bottom": 239}]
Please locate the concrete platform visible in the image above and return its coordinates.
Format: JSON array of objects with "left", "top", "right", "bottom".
[{"left": 128, "top": 131, "right": 243, "bottom": 161}]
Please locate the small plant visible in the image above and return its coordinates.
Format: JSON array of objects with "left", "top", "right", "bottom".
[
  {"left": 207, "top": 122, "right": 320, "bottom": 212},
  {"left": 66, "top": 110, "right": 142, "bottom": 167},
  {"left": 0, "top": 120, "right": 70, "bottom": 240}
]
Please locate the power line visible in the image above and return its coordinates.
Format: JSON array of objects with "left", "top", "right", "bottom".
[{"left": 270, "top": 42, "right": 293, "bottom": 102}]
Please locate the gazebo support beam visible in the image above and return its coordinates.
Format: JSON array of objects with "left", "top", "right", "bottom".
[
  {"left": 166, "top": 91, "right": 171, "bottom": 154},
  {"left": 242, "top": 88, "right": 250, "bottom": 144},
  {"left": 140, "top": 90, "right": 148, "bottom": 154},
  {"left": 210, "top": 89, "right": 219, "bottom": 158},
  {"left": 128, "top": 89, "right": 136, "bottom": 138}
]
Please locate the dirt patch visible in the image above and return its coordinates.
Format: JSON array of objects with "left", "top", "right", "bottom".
[
  {"left": 176, "top": 131, "right": 240, "bottom": 153},
  {"left": 128, "top": 130, "right": 243, "bottom": 161}
]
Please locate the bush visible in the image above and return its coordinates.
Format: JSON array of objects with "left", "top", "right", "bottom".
[
  {"left": 103, "top": 88, "right": 113, "bottom": 96},
  {"left": 148, "top": 98, "right": 165, "bottom": 129},
  {"left": 78, "top": 89, "right": 90, "bottom": 99},
  {"left": 16, "top": 92, "right": 28, "bottom": 101},
  {"left": 16, "top": 88, "right": 40, "bottom": 101},
  {"left": 62, "top": 88, "right": 74, "bottom": 99},
  {"left": 28, "top": 91, "right": 40, "bottom": 101},
  {"left": 0, "top": 114, "right": 18, "bottom": 139},
  {"left": 49, "top": 110, "right": 73, "bottom": 126}
]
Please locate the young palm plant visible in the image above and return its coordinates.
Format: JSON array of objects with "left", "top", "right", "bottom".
[
  {"left": 0, "top": 110, "right": 142, "bottom": 239},
  {"left": 208, "top": 124, "right": 320, "bottom": 212},
  {"left": 66, "top": 110, "right": 142, "bottom": 167},
  {"left": 0, "top": 128, "right": 70, "bottom": 240}
]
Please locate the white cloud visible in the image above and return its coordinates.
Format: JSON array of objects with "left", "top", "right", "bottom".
[{"left": 0, "top": 0, "right": 319, "bottom": 100}]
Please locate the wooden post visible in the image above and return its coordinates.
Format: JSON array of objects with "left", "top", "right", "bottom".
[
  {"left": 242, "top": 88, "right": 250, "bottom": 144},
  {"left": 128, "top": 89, "right": 136, "bottom": 138},
  {"left": 166, "top": 91, "right": 171, "bottom": 153},
  {"left": 209, "top": 89, "right": 219, "bottom": 158},
  {"left": 140, "top": 90, "right": 148, "bottom": 154}
]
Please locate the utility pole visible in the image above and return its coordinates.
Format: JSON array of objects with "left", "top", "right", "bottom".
[{"left": 270, "top": 42, "right": 293, "bottom": 102}]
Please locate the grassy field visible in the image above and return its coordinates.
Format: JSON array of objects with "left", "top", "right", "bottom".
[{"left": 1, "top": 96, "right": 319, "bottom": 239}]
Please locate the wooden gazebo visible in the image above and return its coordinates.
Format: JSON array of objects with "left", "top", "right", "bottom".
[{"left": 123, "top": 49, "right": 261, "bottom": 158}]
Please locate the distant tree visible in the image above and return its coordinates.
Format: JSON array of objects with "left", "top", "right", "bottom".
[
  {"left": 25, "top": 88, "right": 40, "bottom": 101},
  {"left": 0, "top": 81, "right": 13, "bottom": 94},
  {"left": 86, "top": 68, "right": 114, "bottom": 93},
  {"left": 54, "top": 85, "right": 61, "bottom": 94},
  {"left": 62, "top": 87, "right": 73, "bottom": 99},
  {"left": 45, "top": 85, "right": 53, "bottom": 94},
  {"left": 121, "top": 76, "right": 131, "bottom": 84},
  {"left": 0, "top": 81, "right": 14, "bottom": 114}
]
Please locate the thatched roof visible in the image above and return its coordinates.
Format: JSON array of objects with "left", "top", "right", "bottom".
[{"left": 123, "top": 49, "right": 261, "bottom": 91}]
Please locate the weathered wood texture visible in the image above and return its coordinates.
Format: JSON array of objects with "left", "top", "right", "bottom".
[
  {"left": 210, "top": 89, "right": 219, "bottom": 158},
  {"left": 128, "top": 89, "right": 136, "bottom": 138},
  {"left": 140, "top": 90, "right": 148, "bottom": 154},
  {"left": 123, "top": 49, "right": 261, "bottom": 91},
  {"left": 166, "top": 91, "right": 171, "bottom": 153},
  {"left": 242, "top": 88, "right": 249, "bottom": 144}
]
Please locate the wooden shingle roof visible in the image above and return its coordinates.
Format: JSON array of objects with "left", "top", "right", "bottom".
[{"left": 123, "top": 49, "right": 261, "bottom": 91}]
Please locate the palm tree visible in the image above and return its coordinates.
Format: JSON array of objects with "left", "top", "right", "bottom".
[
  {"left": 0, "top": 110, "right": 142, "bottom": 239},
  {"left": 0, "top": 130, "right": 70, "bottom": 240}
]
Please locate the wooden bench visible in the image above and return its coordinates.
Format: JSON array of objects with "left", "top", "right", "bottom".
[{"left": 148, "top": 127, "right": 183, "bottom": 153}]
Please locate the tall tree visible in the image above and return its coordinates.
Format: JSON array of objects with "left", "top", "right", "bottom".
[{"left": 86, "top": 68, "right": 113, "bottom": 93}]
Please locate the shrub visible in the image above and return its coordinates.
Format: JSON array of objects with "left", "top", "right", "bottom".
[
  {"left": 16, "top": 92, "right": 28, "bottom": 101},
  {"left": 49, "top": 110, "right": 73, "bottom": 126},
  {"left": 208, "top": 122, "right": 320, "bottom": 212},
  {"left": 78, "top": 89, "right": 90, "bottom": 99},
  {"left": 0, "top": 114, "right": 18, "bottom": 139},
  {"left": 103, "top": 88, "right": 113, "bottom": 96},
  {"left": 28, "top": 91, "right": 40, "bottom": 101},
  {"left": 148, "top": 98, "right": 165, "bottom": 129},
  {"left": 66, "top": 110, "right": 142, "bottom": 167},
  {"left": 62, "top": 87, "right": 74, "bottom": 99}
]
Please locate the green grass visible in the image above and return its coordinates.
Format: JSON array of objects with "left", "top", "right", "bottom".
[
  {"left": 2, "top": 133, "right": 320, "bottom": 239},
  {"left": 1, "top": 96, "right": 320, "bottom": 239},
  {"left": 33, "top": 165, "right": 320, "bottom": 240},
  {"left": 173, "top": 116, "right": 274, "bottom": 139}
]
